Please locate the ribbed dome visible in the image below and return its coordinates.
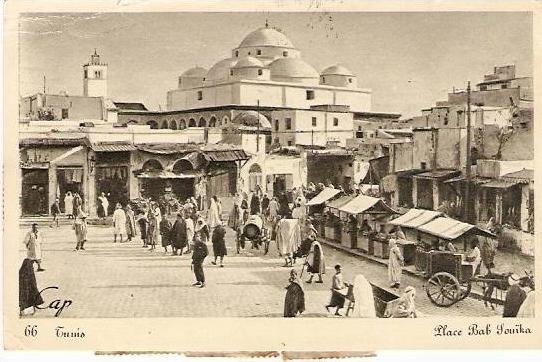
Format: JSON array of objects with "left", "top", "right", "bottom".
[
  {"left": 269, "top": 58, "right": 319, "bottom": 79},
  {"left": 238, "top": 27, "right": 295, "bottom": 49},
  {"left": 232, "top": 111, "right": 271, "bottom": 129},
  {"left": 206, "top": 58, "right": 237, "bottom": 81},
  {"left": 321, "top": 64, "right": 354, "bottom": 76},
  {"left": 181, "top": 66, "right": 208, "bottom": 78},
  {"left": 233, "top": 56, "right": 264, "bottom": 68}
]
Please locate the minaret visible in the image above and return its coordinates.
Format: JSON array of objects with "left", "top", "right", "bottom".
[{"left": 83, "top": 49, "right": 107, "bottom": 97}]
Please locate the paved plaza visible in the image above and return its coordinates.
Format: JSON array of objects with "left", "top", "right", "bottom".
[{"left": 19, "top": 222, "right": 502, "bottom": 318}]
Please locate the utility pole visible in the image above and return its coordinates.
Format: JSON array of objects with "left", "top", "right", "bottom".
[
  {"left": 43, "top": 75, "right": 46, "bottom": 94},
  {"left": 464, "top": 81, "right": 472, "bottom": 223},
  {"left": 256, "top": 99, "right": 260, "bottom": 152}
]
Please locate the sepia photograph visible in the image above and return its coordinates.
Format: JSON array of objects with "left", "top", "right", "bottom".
[{"left": 3, "top": 0, "right": 541, "bottom": 353}]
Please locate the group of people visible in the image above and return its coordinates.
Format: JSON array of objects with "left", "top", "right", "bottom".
[{"left": 49, "top": 191, "right": 84, "bottom": 228}]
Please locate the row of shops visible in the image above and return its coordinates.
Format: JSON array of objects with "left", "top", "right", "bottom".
[{"left": 306, "top": 187, "right": 496, "bottom": 270}]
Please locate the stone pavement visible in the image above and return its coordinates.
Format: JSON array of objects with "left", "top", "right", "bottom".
[{"left": 18, "top": 222, "right": 502, "bottom": 318}]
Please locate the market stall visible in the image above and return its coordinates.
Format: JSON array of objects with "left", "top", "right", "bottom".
[
  {"left": 323, "top": 195, "right": 356, "bottom": 243},
  {"left": 305, "top": 187, "right": 342, "bottom": 238},
  {"left": 387, "top": 209, "right": 443, "bottom": 266},
  {"left": 336, "top": 195, "right": 397, "bottom": 251}
]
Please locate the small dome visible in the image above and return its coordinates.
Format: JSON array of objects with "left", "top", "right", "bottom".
[
  {"left": 269, "top": 58, "right": 319, "bottom": 79},
  {"left": 321, "top": 64, "right": 354, "bottom": 77},
  {"left": 206, "top": 58, "right": 237, "bottom": 82},
  {"left": 238, "top": 27, "right": 295, "bottom": 49},
  {"left": 181, "top": 66, "right": 208, "bottom": 78},
  {"left": 233, "top": 56, "right": 264, "bottom": 68},
  {"left": 232, "top": 111, "right": 271, "bottom": 129}
]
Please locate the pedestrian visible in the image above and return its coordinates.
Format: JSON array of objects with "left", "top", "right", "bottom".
[
  {"left": 74, "top": 211, "right": 88, "bottom": 251},
  {"left": 388, "top": 238, "right": 404, "bottom": 288},
  {"left": 50, "top": 198, "right": 61, "bottom": 228},
  {"left": 159, "top": 214, "right": 172, "bottom": 253},
  {"left": 387, "top": 286, "right": 417, "bottom": 318},
  {"left": 351, "top": 274, "right": 376, "bottom": 318},
  {"left": 305, "top": 238, "right": 325, "bottom": 284},
  {"left": 97, "top": 192, "right": 109, "bottom": 220},
  {"left": 211, "top": 221, "right": 227, "bottom": 267},
  {"left": 171, "top": 212, "right": 187, "bottom": 255},
  {"left": 480, "top": 237, "right": 498, "bottom": 274},
  {"left": 19, "top": 258, "right": 44, "bottom": 316},
  {"left": 191, "top": 234, "right": 208, "bottom": 288},
  {"left": 250, "top": 191, "right": 261, "bottom": 215},
  {"left": 23, "top": 223, "right": 45, "bottom": 272},
  {"left": 148, "top": 202, "right": 162, "bottom": 251},
  {"left": 196, "top": 216, "right": 210, "bottom": 244},
  {"left": 240, "top": 193, "right": 249, "bottom": 223},
  {"left": 503, "top": 275, "right": 530, "bottom": 317},
  {"left": 262, "top": 193, "right": 270, "bottom": 216},
  {"left": 517, "top": 288, "right": 535, "bottom": 318},
  {"left": 185, "top": 211, "right": 195, "bottom": 253},
  {"left": 73, "top": 192, "right": 83, "bottom": 220},
  {"left": 137, "top": 211, "right": 149, "bottom": 248},
  {"left": 284, "top": 269, "right": 305, "bottom": 318},
  {"left": 325, "top": 264, "right": 347, "bottom": 316},
  {"left": 207, "top": 195, "right": 221, "bottom": 228},
  {"left": 112, "top": 203, "right": 126, "bottom": 243},
  {"left": 465, "top": 239, "right": 482, "bottom": 276},
  {"left": 125, "top": 204, "right": 137, "bottom": 242},
  {"left": 64, "top": 191, "right": 74, "bottom": 219}
]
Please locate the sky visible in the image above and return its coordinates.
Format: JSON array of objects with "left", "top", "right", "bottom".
[{"left": 19, "top": 12, "right": 532, "bottom": 118}]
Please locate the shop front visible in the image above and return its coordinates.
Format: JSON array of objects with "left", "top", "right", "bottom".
[
  {"left": 21, "top": 166, "right": 49, "bottom": 215},
  {"left": 94, "top": 150, "right": 132, "bottom": 214}
]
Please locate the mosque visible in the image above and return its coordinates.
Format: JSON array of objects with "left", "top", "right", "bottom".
[{"left": 166, "top": 24, "right": 372, "bottom": 113}]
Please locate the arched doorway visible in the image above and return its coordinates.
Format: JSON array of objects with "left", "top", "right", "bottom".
[
  {"left": 161, "top": 120, "right": 169, "bottom": 129},
  {"left": 179, "top": 119, "right": 186, "bottom": 129},
  {"left": 170, "top": 120, "right": 178, "bottom": 130},
  {"left": 21, "top": 169, "right": 49, "bottom": 215},
  {"left": 147, "top": 120, "right": 158, "bottom": 129},
  {"left": 140, "top": 159, "right": 165, "bottom": 202},
  {"left": 188, "top": 118, "right": 196, "bottom": 127},
  {"left": 171, "top": 157, "right": 197, "bottom": 201},
  {"left": 248, "top": 163, "right": 263, "bottom": 192},
  {"left": 198, "top": 117, "right": 207, "bottom": 127},
  {"left": 209, "top": 116, "right": 217, "bottom": 127}
]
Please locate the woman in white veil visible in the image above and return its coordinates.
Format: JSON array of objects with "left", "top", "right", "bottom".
[{"left": 352, "top": 274, "right": 376, "bottom": 318}]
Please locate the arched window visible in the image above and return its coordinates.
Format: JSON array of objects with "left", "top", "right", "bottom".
[
  {"left": 235, "top": 50, "right": 239, "bottom": 57},
  {"left": 142, "top": 159, "right": 163, "bottom": 172},
  {"left": 209, "top": 116, "right": 217, "bottom": 127},
  {"left": 222, "top": 116, "right": 229, "bottom": 125},
  {"left": 258, "top": 69, "right": 263, "bottom": 76},
  {"left": 248, "top": 164, "right": 263, "bottom": 192},
  {"left": 179, "top": 119, "right": 186, "bottom": 129},
  {"left": 161, "top": 120, "right": 169, "bottom": 129},
  {"left": 188, "top": 118, "right": 196, "bottom": 127},
  {"left": 170, "top": 120, "right": 178, "bottom": 130},
  {"left": 198, "top": 117, "right": 206, "bottom": 127},
  {"left": 147, "top": 120, "right": 158, "bottom": 129}
]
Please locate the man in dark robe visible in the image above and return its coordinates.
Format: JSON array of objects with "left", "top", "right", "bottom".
[
  {"left": 191, "top": 234, "right": 208, "bottom": 288},
  {"left": 170, "top": 213, "right": 187, "bottom": 255},
  {"left": 284, "top": 270, "right": 305, "bottom": 317},
  {"left": 250, "top": 193, "right": 261, "bottom": 215},
  {"left": 503, "top": 277, "right": 530, "bottom": 317},
  {"left": 19, "top": 258, "right": 44, "bottom": 315},
  {"left": 211, "top": 222, "right": 228, "bottom": 267},
  {"left": 261, "top": 194, "right": 270, "bottom": 216}
]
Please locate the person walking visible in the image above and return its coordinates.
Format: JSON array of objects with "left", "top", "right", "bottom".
[
  {"left": 23, "top": 223, "right": 45, "bottom": 272},
  {"left": 125, "top": 204, "right": 137, "bottom": 242},
  {"left": 325, "top": 264, "right": 347, "bottom": 316},
  {"left": 112, "top": 203, "right": 127, "bottom": 243},
  {"left": 137, "top": 211, "right": 149, "bottom": 248},
  {"left": 171, "top": 212, "right": 187, "bottom": 255},
  {"left": 305, "top": 238, "right": 325, "bottom": 284},
  {"left": 191, "top": 234, "right": 208, "bottom": 288},
  {"left": 148, "top": 202, "right": 162, "bottom": 251},
  {"left": 97, "top": 192, "right": 109, "bottom": 220},
  {"left": 250, "top": 192, "right": 261, "bottom": 215},
  {"left": 185, "top": 212, "right": 195, "bottom": 254},
  {"left": 73, "top": 192, "right": 83, "bottom": 220},
  {"left": 159, "top": 214, "right": 172, "bottom": 253},
  {"left": 50, "top": 198, "right": 61, "bottom": 228},
  {"left": 207, "top": 196, "right": 221, "bottom": 228},
  {"left": 74, "top": 211, "right": 88, "bottom": 251},
  {"left": 211, "top": 221, "right": 227, "bottom": 267},
  {"left": 64, "top": 191, "right": 74, "bottom": 219},
  {"left": 284, "top": 269, "right": 305, "bottom": 318},
  {"left": 262, "top": 194, "right": 270, "bottom": 216},
  {"left": 195, "top": 216, "right": 210, "bottom": 244},
  {"left": 19, "top": 258, "right": 44, "bottom": 316},
  {"left": 388, "top": 239, "right": 404, "bottom": 288}
]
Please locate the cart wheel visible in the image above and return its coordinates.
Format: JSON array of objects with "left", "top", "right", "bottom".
[
  {"left": 457, "top": 281, "right": 472, "bottom": 302},
  {"left": 425, "top": 272, "right": 461, "bottom": 307}
]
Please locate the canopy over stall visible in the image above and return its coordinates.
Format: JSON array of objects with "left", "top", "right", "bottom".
[
  {"left": 325, "top": 195, "right": 357, "bottom": 216},
  {"left": 417, "top": 217, "right": 496, "bottom": 241},
  {"left": 388, "top": 209, "right": 443, "bottom": 229},
  {"left": 306, "top": 187, "right": 341, "bottom": 206},
  {"left": 338, "top": 195, "right": 397, "bottom": 215}
]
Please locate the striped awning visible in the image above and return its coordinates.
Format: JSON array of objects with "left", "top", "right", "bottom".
[
  {"left": 91, "top": 143, "right": 137, "bottom": 152},
  {"left": 137, "top": 170, "right": 201, "bottom": 179}
]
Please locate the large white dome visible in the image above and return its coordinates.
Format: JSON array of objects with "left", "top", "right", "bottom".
[
  {"left": 205, "top": 58, "right": 237, "bottom": 83},
  {"left": 181, "top": 66, "right": 208, "bottom": 78},
  {"left": 233, "top": 56, "right": 264, "bottom": 69},
  {"left": 321, "top": 64, "right": 354, "bottom": 77},
  {"left": 269, "top": 58, "right": 319, "bottom": 80},
  {"left": 238, "top": 27, "right": 295, "bottom": 49}
]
